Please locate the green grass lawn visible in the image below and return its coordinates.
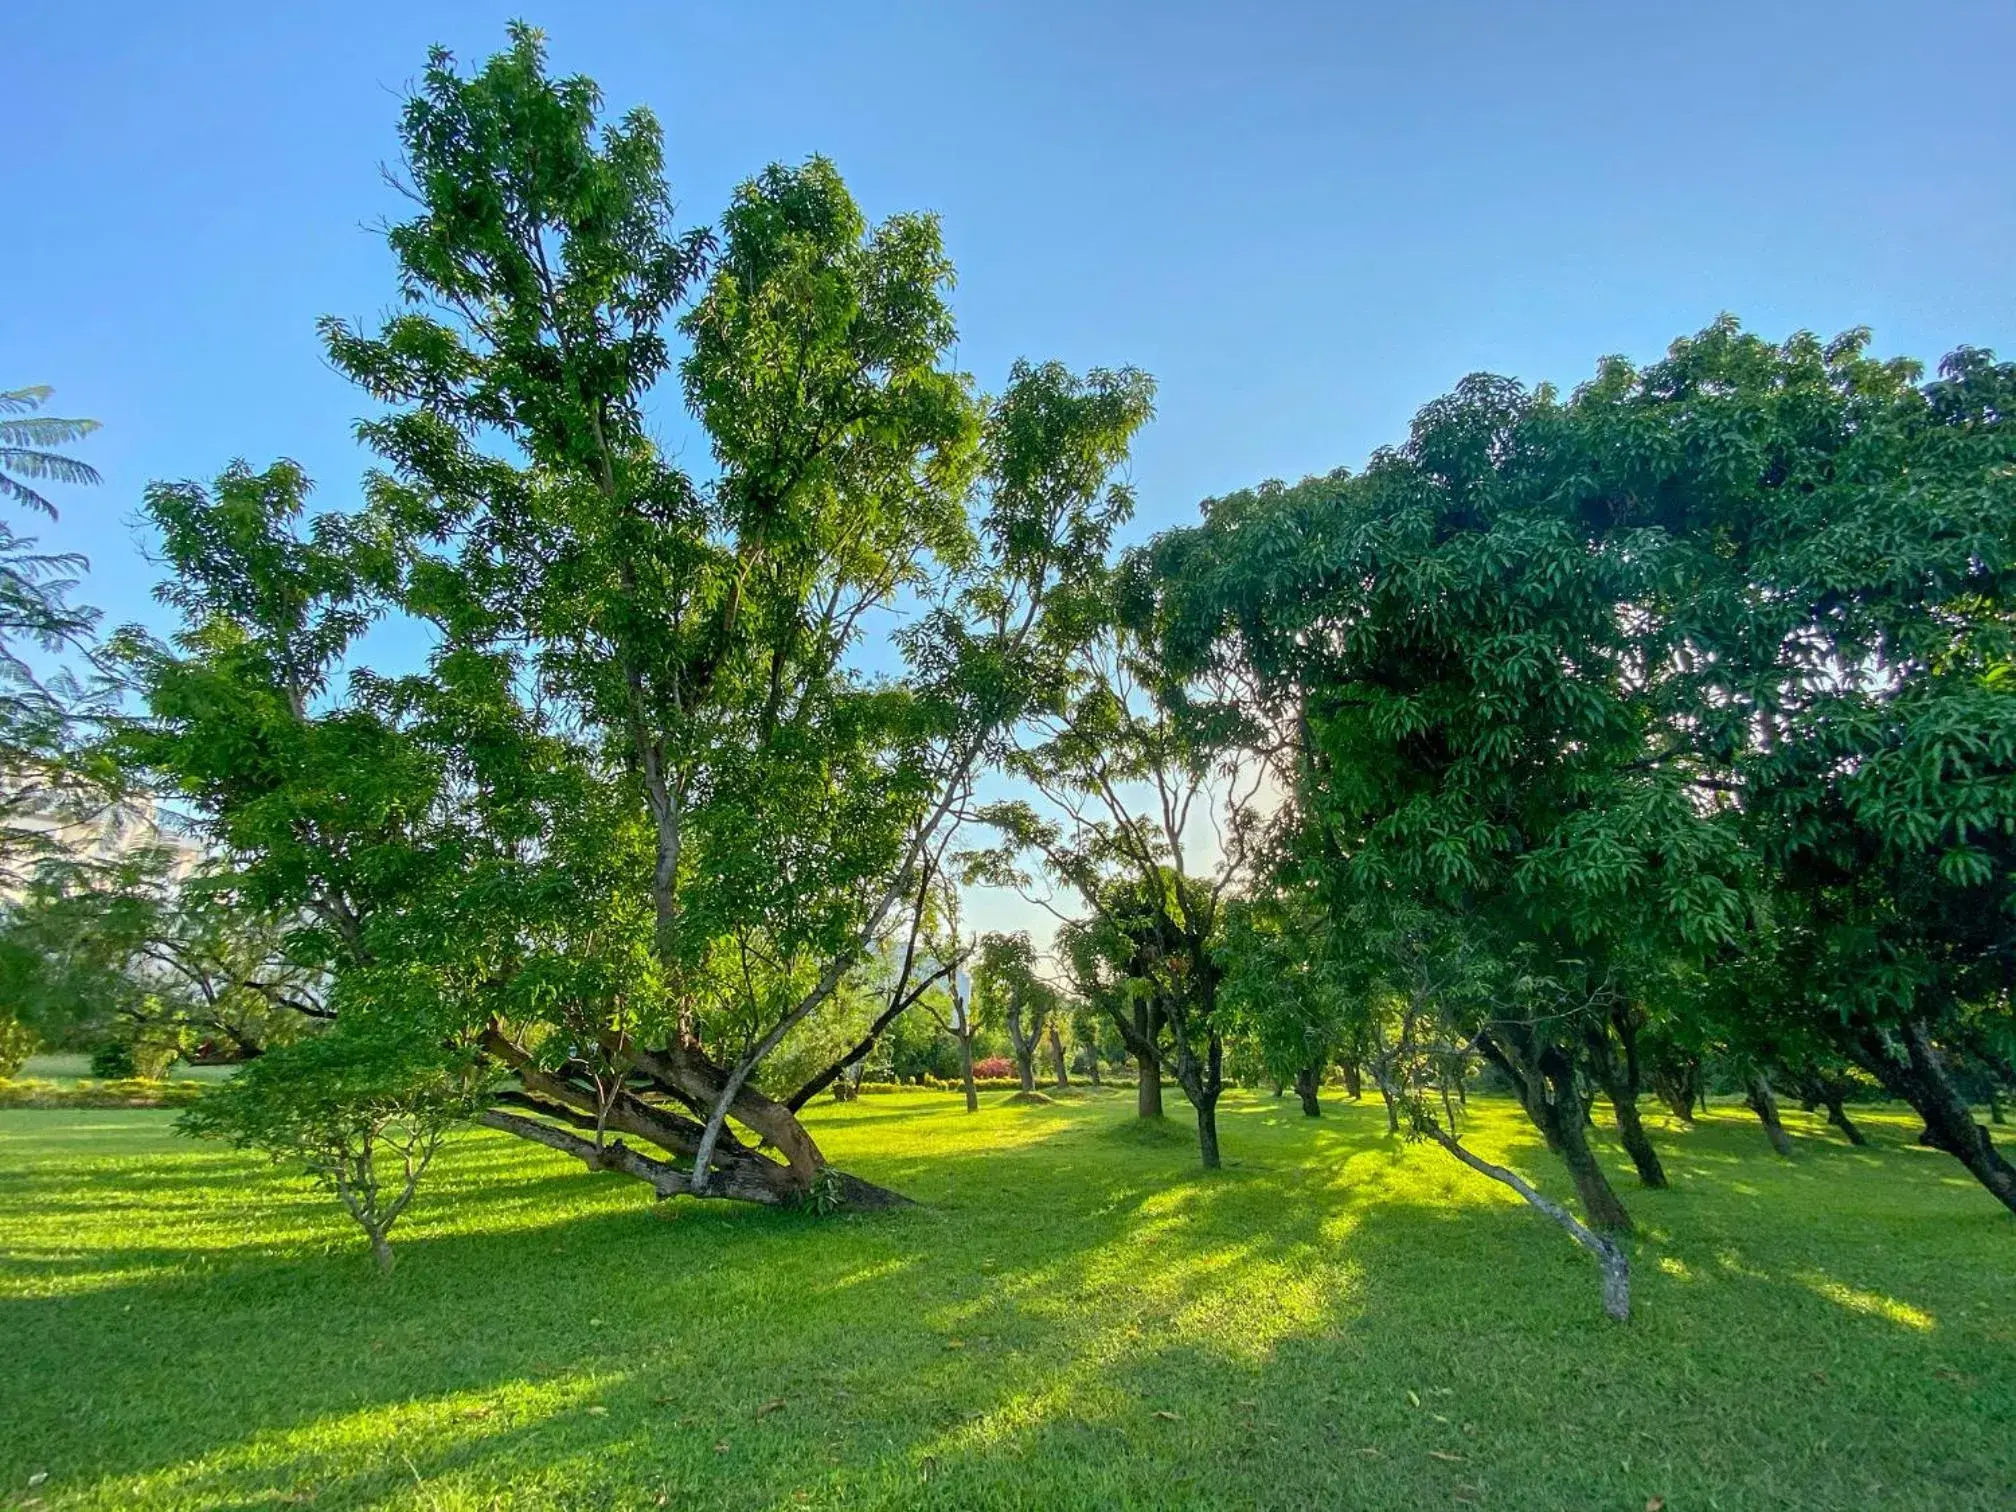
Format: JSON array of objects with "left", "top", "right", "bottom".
[{"left": 2, "top": 1089, "right": 2010, "bottom": 1511}]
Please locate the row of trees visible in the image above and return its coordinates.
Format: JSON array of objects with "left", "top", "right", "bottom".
[{"left": 4, "top": 31, "right": 2009, "bottom": 1307}]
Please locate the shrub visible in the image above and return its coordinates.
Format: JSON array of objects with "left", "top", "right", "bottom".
[
  {"left": 848, "top": 1076, "right": 1029, "bottom": 1095},
  {"left": 971, "top": 1057, "right": 1016, "bottom": 1080},
  {"left": 88, "top": 1041, "right": 135, "bottom": 1078},
  {"left": 0, "top": 1015, "right": 34, "bottom": 1079}
]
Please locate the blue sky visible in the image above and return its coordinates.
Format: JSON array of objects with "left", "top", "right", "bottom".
[
  {"left": 8, "top": 1, "right": 2014, "bottom": 629},
  {"left": 6, "top": 1, "right": 2014, "bottom": 941}
]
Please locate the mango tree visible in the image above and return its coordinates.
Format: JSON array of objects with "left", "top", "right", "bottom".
[{"left": 120, "top": 28, "right": 1150, "bottom": 1214}]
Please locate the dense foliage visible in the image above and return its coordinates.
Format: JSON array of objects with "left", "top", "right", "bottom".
[{"left": 107, "top": 28, "right": 1149, "bottom": 1245}]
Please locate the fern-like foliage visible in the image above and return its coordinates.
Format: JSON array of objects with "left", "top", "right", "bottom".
[{"left": 0, "top": 387, "right": 102, "bottom": 517}]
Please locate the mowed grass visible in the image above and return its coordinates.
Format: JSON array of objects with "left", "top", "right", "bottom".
[{"left": 1, "top": 1089, "right": 2011, "bottom": 1511}]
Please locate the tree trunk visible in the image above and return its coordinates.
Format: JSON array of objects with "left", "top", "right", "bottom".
[
  {"left": 1797, "top": 1072, "right": 1868, "bottom": 1147},
  {"left": 1133, "top": 999, "right": 1164, "bottom": 1118},
  {"left": 1609, "top": 1091, "right": 1668, "bottom": 1187},
  {"left": 1415, "top": 1116, "right": 1629, "bottom": 1322},
  {"left": 1852, "top": 1021, "right": 2016, "bottom": 1216},
  {"left": 1195, "top": 1094, "right": 1222, "bottom": 1169},
  {"left": 1048, "top": 1023, "right": 1070, "bottom": 1088},
  {"left": 477, "top": 1023, "right": 912, "bottom": 1210},
  {"left": 1086, "top": 1049, "right": 1102, "bottom": 1087},
  {"left": 368, "top": 1229, "right": 395, "bottom": 1274},
  {"left": 1584, "top": 1025, "right": 1667, "bottom": 1189},
  {"left": 1137, "top": 1063, "right": 1163, "bottom": 1118},
  {"left": 1825, "top": 1094, "right": 1869, "bottom": 1147},
  {"left": 478, "top": 1108, "right": 908, "bottom": 1209},
  {"left": 1377, "top": 1074, "right": 1400, "bottom": 1134},
  {"left": 1477, "top": 1029, "right": 1635, "bottom": 1236},
  {"left": 1545, "top": 1097, "right": 1636, "bottom": 1235},
  {"left": 958, "top": 1031, "right": 978, "bottom": 1114},
  {"left": 1295, "top": 1064, "right": 1322, "bottom": 1118},
  {"left": 1746, "top": 1074, "right": 1795, "bottom": 1157},
  {"left": 1167, "top": 1021, "right": 1226, "bottom": 1170},
  {"left": 1649, "top": 1056, "right": 1700, "bottom": 1124},
  {"left": 1342, "top": 1062, "right": 1362, "bottom": 1100}
]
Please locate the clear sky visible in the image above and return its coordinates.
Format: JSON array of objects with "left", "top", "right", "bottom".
[{"left": 6, "top": 1, "right": 2014, "bottom": 942}]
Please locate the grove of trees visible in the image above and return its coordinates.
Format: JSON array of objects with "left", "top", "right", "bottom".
[{"left": 3, "top": 29, "right": 2010, "bottom": 1311}]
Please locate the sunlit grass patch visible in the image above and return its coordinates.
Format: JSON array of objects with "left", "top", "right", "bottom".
[{"left": 2, "top": 1091, "right": 2011, "bottom": 1510}]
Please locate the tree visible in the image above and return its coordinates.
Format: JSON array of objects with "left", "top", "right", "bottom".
[
  {"left": 122, "top": 28, "right": 1150, "bottom": 1217},
  {"left": 0, "top": 387, "right": 100, "bottom": 517},
  {"left": 1218, "top": 891, "right": 1356, "bottom": 1118},
  {"left": 972, "top": 932, "right": 1059, "bottom": 1094},
  {"left": 0, "top": 382, "right": 119, "bottom": 1072},
  {"left": 181, "top": 1025, "right": 485, "bottom": 1271},
  {"left": 1152, "top": 375, "right": 1752, "bottom": 1245},
  {"left": 0, "top": 384, "right": 119, "bottom": 900},
  {"left": 1556, "top": 323, "right": 2016, "bottom": 1212},
  {"left": 0, "top": 831, "right": 325, "bottom": 1074},
  {"left": 1057, "top": 910, "right": 1164, "bottom": 1117},
  {"left": 915, "top": 872, "right": 981, "bottom": 1110},
  {"left": 975, "top": 561, "right": 1266, "bottom": 1168}
]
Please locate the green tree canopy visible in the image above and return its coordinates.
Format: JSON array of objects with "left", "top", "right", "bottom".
[{"left": 120, "top": 26, "right": 1151, "bottom": 1220}]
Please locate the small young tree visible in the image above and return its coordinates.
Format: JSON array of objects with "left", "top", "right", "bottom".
[{"left": 182, "top": 1027, "right": 485, "bottom": 1271}]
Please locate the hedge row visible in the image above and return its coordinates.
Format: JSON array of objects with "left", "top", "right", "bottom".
[
  {"left": 850, "top": 1076, "right": 1147, "bottom": 1095},
  {"left": 0, "top": 1077, "right": 208, "bottom": 1109}
]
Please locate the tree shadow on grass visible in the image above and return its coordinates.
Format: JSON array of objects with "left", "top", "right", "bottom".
[{"left": 2, "top": 1094, "right": 2012, "bottom": 1510}]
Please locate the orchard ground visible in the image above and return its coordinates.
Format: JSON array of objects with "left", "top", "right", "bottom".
[{"left": 2, "top": 1089, "right": 2011, "bottom": 1511}]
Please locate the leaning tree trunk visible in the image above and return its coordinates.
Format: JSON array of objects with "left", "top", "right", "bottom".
[
  {"left": 1541, "top": 1093, "right": 1635, "bottom": 1234},
  {"left": 1746, "top": 1073, "right": 1796, "bottom": 1158},
  {"left": 1048, "top": 1023, "right": 1070, "bottom": 1088},
  {"left": 1295, "top": 1064, "right": 1322, "bottom": 1118},
  {"left": 1414, "top": 1114, "right": 1630, "bottom": 1321},
  {"left": 473, "top": 1030, "right": 909, "bottom": 1211},
  {"left": 1800, "top": 1071, "right": 1868, "bottom": 1146},
  {"left": 1825, "top": 1093, "right": 1869, "bottom": 1147},
  {"left": 1610, "top": 1089, "right": 1666, "bottom": 1188},
  {"left": 1852, "top": 1021, "right": 2016, "bottom": 1216},
  {"left": 1377, "top": 1074, "right": 1401, "bottom": 1134},
  {"left": 1478, "top": 1029, "right": 1635, "bottom": 1236},
  {"left": 1585, "top": 1025, "right": 1667, "bottom": 1189},
  {"left": 1648, "top": 1056, "right": 1700, "bottom": 1124}
]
